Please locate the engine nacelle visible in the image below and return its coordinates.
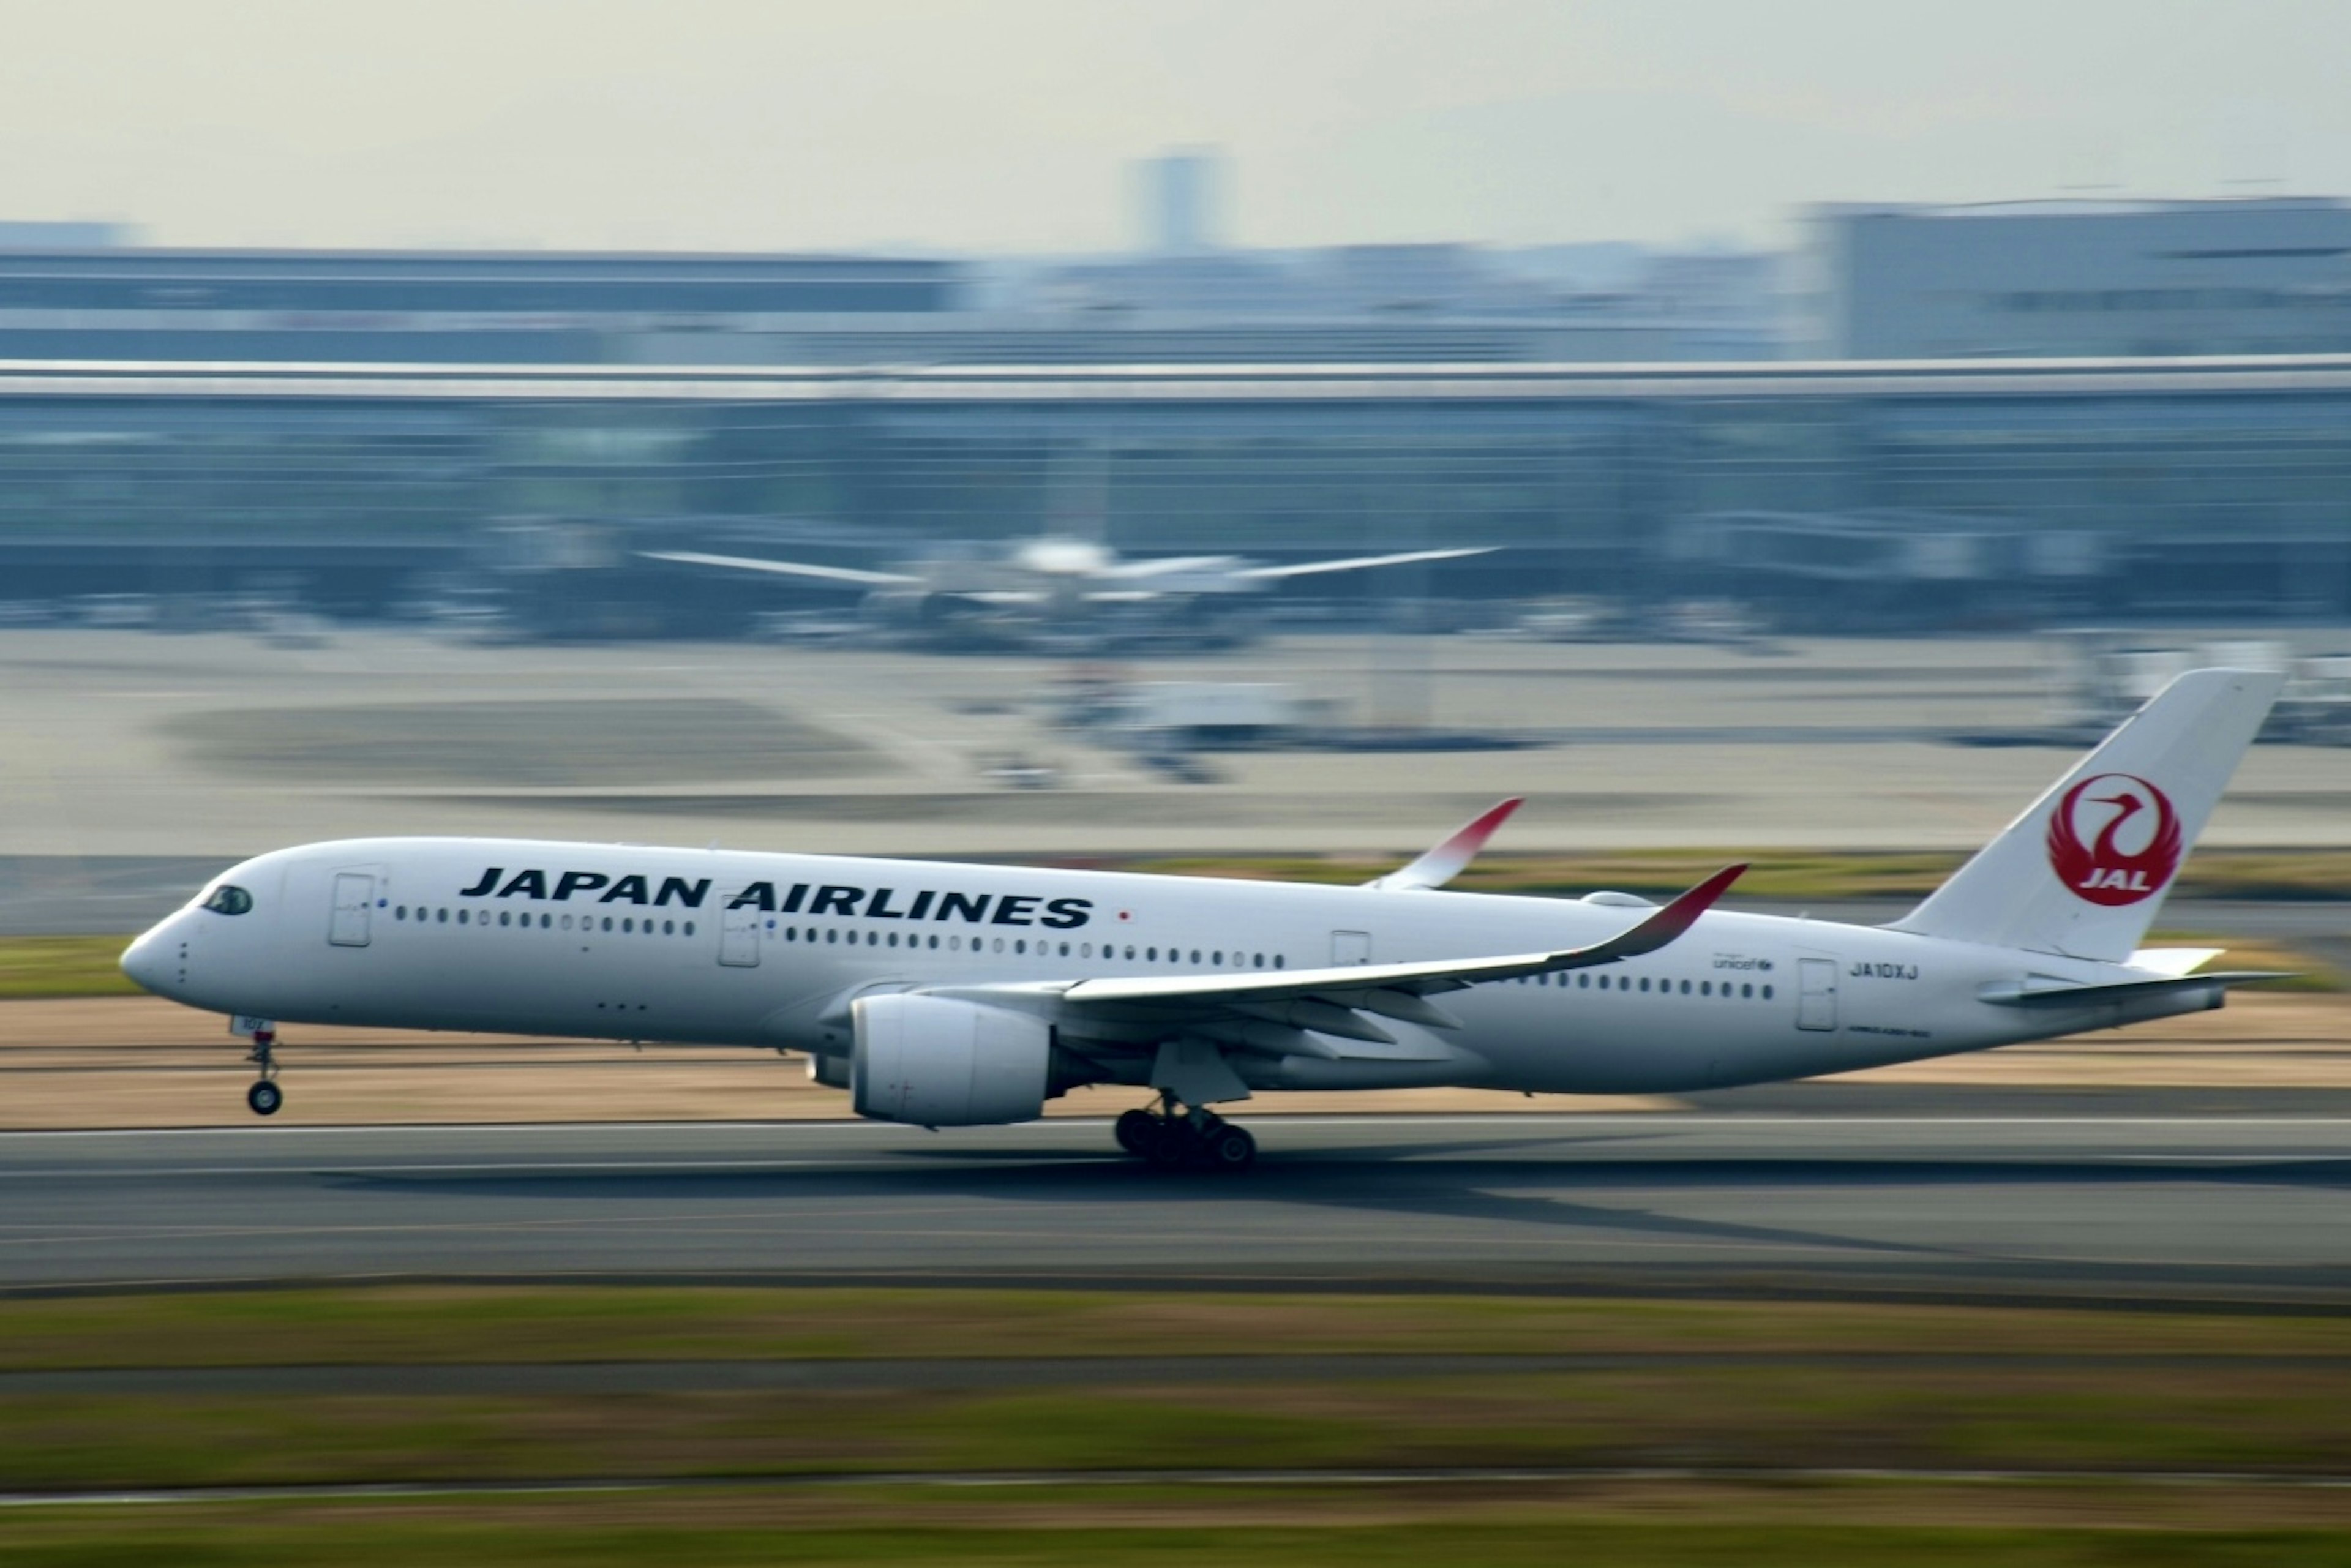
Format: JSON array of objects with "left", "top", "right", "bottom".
[{"left": 850, "top": 994, "right": 1054, "bottom": 1127}]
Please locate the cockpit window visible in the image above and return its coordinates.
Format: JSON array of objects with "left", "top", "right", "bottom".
[{"left": 201, "top": 885, "right": 254, "bottom": 916}]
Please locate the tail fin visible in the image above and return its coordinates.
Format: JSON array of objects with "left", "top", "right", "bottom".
[{"left": 1889, "top": 669, "right": 2281, "bottom": 962}]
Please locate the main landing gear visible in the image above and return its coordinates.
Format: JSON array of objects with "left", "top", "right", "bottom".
[
  {"left": 1115, "top": 1096, "right": 1256, "bottom": 1172},
  {"left": 244, "top": 1029, "right": 282, "bottom": 1117}
]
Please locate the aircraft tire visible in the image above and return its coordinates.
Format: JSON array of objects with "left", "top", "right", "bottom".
[
  {"left": 1205, "top": 1123, "right": 1256, "bottom": 1172},
  {"left": 1114, "top": 1109, "right": 1157, "bottom": 1157},
  {"left": 1144, "top": 1121, "right": 1195, "bottom": 1170},
  {"left": 246, "top": 1081, "right": 283, "bottom": 1117}
]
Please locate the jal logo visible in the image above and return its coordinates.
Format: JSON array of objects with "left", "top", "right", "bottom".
[{"left": 2045, "top": 772, "right": 2183, "bottom": 907}]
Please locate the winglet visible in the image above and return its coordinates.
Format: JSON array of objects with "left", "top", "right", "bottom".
[
  {"left": 1365, "top": 798, "right": 1524, "bottom": 891},
  {"left": 1570, "top": 863, "right": 1747, "bottom": 964}
]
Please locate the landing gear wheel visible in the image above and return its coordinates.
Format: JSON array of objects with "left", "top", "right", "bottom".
[
  {"left": 1144, "top": 1120, "right": 1196, "bottom": 1169},
  {"left": 246, "top": 1080, "right": 283, "bottom": 1117},
  {"left": 1114, "top": 1108, "right": 1157, "bottom": 1158},
  {"left": 1205, "top": 1123, "right": 1256, "bottom": 1172}
]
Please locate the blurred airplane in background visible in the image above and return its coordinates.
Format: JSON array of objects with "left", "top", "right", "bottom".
[{"left": 641, "top": 535, "right": 1494, "bottom": 650}]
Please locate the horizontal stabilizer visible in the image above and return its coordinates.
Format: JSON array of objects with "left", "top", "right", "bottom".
[{"left": 1979, "top": 972, "right": 2292, "bottom": 1008}]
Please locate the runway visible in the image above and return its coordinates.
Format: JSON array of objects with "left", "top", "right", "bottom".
[{"left": 3, "top": 1113, "right": 2347, "bottom": 1299}]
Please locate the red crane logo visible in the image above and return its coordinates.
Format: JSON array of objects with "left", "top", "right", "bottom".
[{"left": 2045, "top": 773, "right": 2182, "bottom": 907}]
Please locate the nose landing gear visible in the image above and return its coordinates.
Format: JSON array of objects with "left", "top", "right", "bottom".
[
  {"left": 244, "top": 1028, "right": 282, "bottom": 1117},
  {"left": 1115, "top": 1095, "right": 1256, "bottom": 1172}
]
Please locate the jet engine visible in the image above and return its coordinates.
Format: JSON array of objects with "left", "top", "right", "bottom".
[{"left": 850, "top": 993, "right": 1074, "bottom": 1127}]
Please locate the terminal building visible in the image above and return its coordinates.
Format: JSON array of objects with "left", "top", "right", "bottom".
[
  {"left": 1, "top": 355, "right": 2347, "bottom": 633},
  {"left": 1808, "top": 197, "right": 2351, "bottom": 359},
  {"left": 0, "top": 213, "right": 2346, "bottom": 636}
]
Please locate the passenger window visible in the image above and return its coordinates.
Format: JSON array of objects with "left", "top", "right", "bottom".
[
  {"left": 1679, "top": 980, "right": 1690, "bottom": 995},
  {"left": 1190, "top": 950, "right": 1201, "bottom": 964},
  {"left": 1015, "top": 939, "right": 1027, "bottom": 955},
  {"left": 928, "top": 934, "right": 939, "bottom": 949},
  {"left": 1741, "top": 983, "right": 1753, "bottom": 998},
  {"left": 683, "top": 921, "right": 695, "bottom": 936},
  {"left": 992, "top": 938, "right": 1004, "bottom": 953},
  {"left": 825, "top": 929, "right": 838, "bottom": 944},
  {"left": 558, "top": 913, "right": 571, "bottom": 930},
  {"left": 457, "top": 909, "right": 470, "bottom": 925},
  {"left": 394, "top": 906, "right": 407, "bottom": 921},
  {"left": 1762, "top": 985, "right": 1774, "bottom": 1000},
  {"left": 1147, "top": 947, "right": 1158, "bottom": 961},
  {"left": 601, "top": 917, "right": 613, "bottom": 932},
  {"left": 1274, "top": 955, "right": 1284, "bottom": 969}
]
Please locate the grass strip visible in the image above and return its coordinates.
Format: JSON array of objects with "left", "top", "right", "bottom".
[
  {"left": 4, "top": 1287, "right": 2351, "bottom": 1373},
  {"left": 2, "top": 1490, "right": 2350, "bottom": 1566},
  {"left": 0, "top": 935, "right": 140, "bottom": 999},
  {"left": 0, "top": 1291, "right": 2346, "bottom": 1494},
  {"left": 5, "top": 1364, "right": 2349, "bottom": 1490}
]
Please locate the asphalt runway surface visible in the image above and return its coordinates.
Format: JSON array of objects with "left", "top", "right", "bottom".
[{"left": 4, "top": 1113, "right": 2347, "bottom": 1300}]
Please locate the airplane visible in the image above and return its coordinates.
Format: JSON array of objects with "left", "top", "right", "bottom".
[
  {"left": 121, "top": 669, "right": 2283, "bottom": 1171},
  {"left": 639, "top": 535, "right": 1494, "bottom": 649}
]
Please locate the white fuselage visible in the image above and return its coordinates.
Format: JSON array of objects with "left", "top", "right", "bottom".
[{"left": 122, "top": 836, "right": 2217, "bottom": 1100}]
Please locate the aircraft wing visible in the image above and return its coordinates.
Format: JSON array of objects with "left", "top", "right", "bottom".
[
  {"left": 1095, "top": 554, "right": 1248, "bottom": 581},
  {"left": 637, "top": 549, "right": 920, "bottom": 588},
  {"left": 1234, "top": 546, "right": 1496, "bottom": 581},
  {"left": 1363, "top": 797, "right": 1523, "bottom": 891},
  {"left": 932, "top": 866, "right": 1743, "bottom": 1060},
  {"left": 1065, "top": 863, "right": 1742, "bottom": 1010}
]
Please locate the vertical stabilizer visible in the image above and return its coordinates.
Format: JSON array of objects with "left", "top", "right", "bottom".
[{"left": 1888, "top": 669, "right": 2279, "bottom": 962}]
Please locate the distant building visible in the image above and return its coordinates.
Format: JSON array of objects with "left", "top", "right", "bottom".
[
  {"left": 0, "top": 248, "right": 962, "bottom": 362},
  {"left": 0, "top": 220, "right": 129, "bottom": 249},
  {"left": 1809, "top": 197, "right": 2351, "bottom": 358},
  {"left": 1134, "top": 149, "right": 1226, "bottom": 255}
]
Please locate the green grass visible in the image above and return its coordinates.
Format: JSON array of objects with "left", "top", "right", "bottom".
[
  {"left": 0, "top": 934, "right": 140, "bottom": 999},
  {"left": 4, "top": 1286, "right": 2351, "bottom": 1372},
  {"left": 4, "top": 1289, "right": 2350, "bottom": 1557},
  {"left": 0, "top": 1289, "right": 2344, "bottom": 1493},
  {"left": 6, "top": 1504, "right": 2351, "bottom": 1568},
  {"left": 6, "top": 1502, "right": 2350, "bottom": 1568}
]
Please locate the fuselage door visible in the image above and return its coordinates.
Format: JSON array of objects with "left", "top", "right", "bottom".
[
  {"left": 1332, "top": 930, "right": 1371, "bottom": 966},
  {"left": 1796, "top": 957, "right": 1837, "bottom": 1031},
  {"left": 328, "top": 872, "right": 375, "bottom": 948},
  {"left": 719, "top": 905, "right": 762, "bottom": 967}
]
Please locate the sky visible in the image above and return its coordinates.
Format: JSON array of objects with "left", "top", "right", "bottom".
[{"left": 2, "top": 0, "right": 2349, "bottom": 255}]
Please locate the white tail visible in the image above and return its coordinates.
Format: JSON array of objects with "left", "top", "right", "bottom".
[{"left": 1889, "top": 669, "right": 2281, "bottom": 962}]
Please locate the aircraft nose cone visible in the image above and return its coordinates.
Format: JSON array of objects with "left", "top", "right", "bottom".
[{"left": 119, "top": 931, "right": 167, "bottom": 994}]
